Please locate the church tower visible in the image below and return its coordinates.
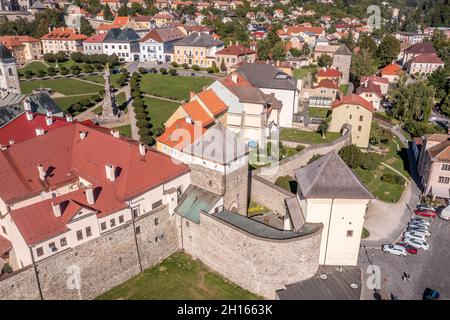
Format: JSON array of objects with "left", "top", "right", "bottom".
[{"left": 0, "top": 43, "right": 21, "bottom": 94}]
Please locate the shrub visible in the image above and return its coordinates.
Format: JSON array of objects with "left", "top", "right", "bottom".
[
  {"left": 43, "top": 53, "right": 55, "bottom": 62},
  {"left": 135, "top": 112, "right": 148, "bottom": 120},
  {"left": 206, "top": 67, "right": 214, "bottom": 73},
  {"left": 80, "top": 98, "right": 91, "bottom": 107},
  {"left": 47, "top": 67, "right": 56, "bottom": 76},
  {"left": 149, "top": 67, "right": 157, "bottom": 73},
  {"left": 120, "top": 68, "right": 128, "bottom": 74},
  {"left": 168, "top": 68, "right": 177, "bottom": 76},
  {"left": 153, "top": 127, "right": 164, "bottom": 137},
  {"left": 159, "top": 67, "right": 168, "bottom": 74},
  {"left": 36, "top": 69, "right": 46, "bottom": 77},
  {"left": 93, "top": 95, "right": 102, "bottom": 102},
  {"left": 171, "top": 62, "right": 179, "bottom": 67},
  {"left": 192, "top": 64, "right": 200, "bottom": 71},
  {"left": 71, "top": 69, "right": 81, "bottom": 75},
  {"left": 181, "top": 63, "right": 189, "bottom": 69},
  {"left": 98, "top": 88, "right": 105, "bottom": 97},
  {"left": 132, "top": 90, "right": 142, "bottom": 99},
  {"left": 72, "top": 103, "right": 82, "bottom": 112},
  {"left": 94, "top": 63, "right": 104, "bottom": 71},
  {"left": 139, "top": 127, "right": 152, "bottom": 136},
  {"left": 84, "top": 66, "right": 94, "bottom": 74},
  {"left": 134, "top": 105, "right": 145, "bottom": 114},
  {"left": 338, "top": 144, "right": 364, "bottom": 168},
  {"left": 381, "top": 173, "right": 405, "bottom": 185},
  {"left": 361, "top": 152, "right": 383, "bottom": 170},
  {"left": 1, "top": 263, "right": 13, "bottom": 275},
  {"left": 307, "top": 154, "right": 322, "bottom": 164},
  {"left": 60, "top": 68, "right": 68, "bottom": 75},
  {"left": 138, "top": 67, "right": 148, "bottom": 74},
  {"left": 140, "top": 134, "right": 155, "bottom": 146}
]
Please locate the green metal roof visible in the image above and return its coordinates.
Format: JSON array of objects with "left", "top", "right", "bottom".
[
  {"left": 175, "top": 185, "right": 221, "bottom": 223},
  {"left": 213, "top": 210, "right": 321, "bottom": 240}
]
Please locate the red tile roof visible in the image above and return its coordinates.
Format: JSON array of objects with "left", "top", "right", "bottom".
[
  {"left": 0, "top": 123, "right": 189, "bottom": 205},
  {"left": 182, "top": 100, "right": 214, "bottom": 127},
  {"left": 381, "top": 63, "right": 403, "bottom": 76},
  {"left": 0, "top": 113, "right": 79, "bottom": 146},
  {"left": 84, "top": 33, "right": 107, "bottom": 43},
  {"left": 0, "top": 235, "right": 12, "bottom": 257},
  {"left": 315, "top": 79, "right": 339, "bottom": 89},
  {"left": 216, "top": 44, "right": 255, "bottom": 56},
  {"left": 278, "top": 25, "right": 324, "bottom": 37},
  {"left": 196, "top": 89, "right": 228, "bottom": 116},
  {"left": 411, "top": 53, "right": 444, "bottom": 64},
  {"left": 157, "top": 118, "right": 206, "bottom": 150},
  {"left": 356, "top": 80, "right": 382, "bottom": 98},
  {"left": 41, "top": 27, "right": 88, "bottom": 41},
  {"left": 0, "top": 35, "right": 40, "bottom": 48},
  {"left": 332, "top": 94, "right": 374, "bottom": 112},
  {"left": 113, "top": 16, "right": 129, "bottom": 26},
  {"left": 97, "top": 24, "right": 116, "bottom": 32},
  {"left": 317, "top": 68, "right": 342, "bottom": 78}
]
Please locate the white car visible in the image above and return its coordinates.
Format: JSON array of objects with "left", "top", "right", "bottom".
[
  {"left": 382, "top": 244, "right": 407, "bottom": 256},
  {"left": 416, "top": 204, "right": 435, "bottom": 212},
  {"left": 403, "top": 237, "right": 429, "bottom": 250},
  {"left": 404, "top": 231, "right": 428, "bottom": 241},
  {"left": 406, "top": 227, "right": 431, "bottom": 236}
]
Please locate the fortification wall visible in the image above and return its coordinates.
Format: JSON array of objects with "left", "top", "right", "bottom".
[
  {"left": 178, "top": 212, "right": 322, "bottom": 299},
  {"left": 0, "top": 207, "right": 178, "bottom": 300}
]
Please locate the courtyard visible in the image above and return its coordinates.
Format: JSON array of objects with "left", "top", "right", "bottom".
[{"left": 96, "top": 252, "right": 261, "bottom": 300}]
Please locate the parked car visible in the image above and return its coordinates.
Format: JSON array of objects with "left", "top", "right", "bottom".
[
  {"left": 423, "top": 288, "right": 440, "bottom": 300},
  {"left": 416, "top": 204, "right": 435, "bottom": 212},
  {"left": 404, "top": 231, "right": 428, "bottom": 241},
  {"left": 414, "top": 209, "right": 437, "bottom": 218},
  {"left": 382, "top": 244, "right": 407, "bottom": 256},
  {"left": 403, "top": 237, "right": 429, "bottom": 250},
  {"left": 410, "top": 218, "right": 431, "bottom": 226},
  {"left": 406, "top": 226, "right": 431, "bottom": 236},
  {"left": 438, "top": 205, "right": 450, "bottom": 220},
  {"left": 397, "top": 242, "right": 418, "bottom": 254}
]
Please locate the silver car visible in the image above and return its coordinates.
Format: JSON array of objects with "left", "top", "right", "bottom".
[
  {"left": 404, "top": 231, "right": 428, "bottom": 241},
  {"left": 409, "top": 220, "right": 430, "bottom": 227},
  {"left": 382, "top": 244, "right": 408, "bottom": 256},
  {"left": 403, "top": 237, "right": 429, "bottom": 250},
  {"left": 406, "top": 227, "right": 431, "bottom": 236}
]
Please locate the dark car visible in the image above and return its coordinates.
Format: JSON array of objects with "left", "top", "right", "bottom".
[
  {"left": 397, "top": 242, "right": 418, "bottom": 254},
  {"left": 191, "top": 72, "right": 195, "bottom": 77},
  {"left": 423, "top": 288, "right": 440, "bottom": 300}
]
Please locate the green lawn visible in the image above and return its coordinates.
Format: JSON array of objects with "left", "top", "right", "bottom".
[
  {"left": 140, "top": 74, "right": 214, "bottom": 101},
  {"left": 96, "top": 252, "right": 261, "bottom": 300},
  {"left": 114, "top": 125, "right": 132, "bottom": 138},
  {"left": 81, "top": 74, "right": 122, "bottom": 88},
  {"left": 354, "top": 166, "right": 404, "bottom": 203},
  {"left": 53, "top": 95, "right": 96, "bottom": 112},
  {"left": 19, "top": 61, "right": 48, "bottom": 75},
  {"left": 340, "top": 84, "right": 349, "bottom": 95},
  {"left": 20, "top": 78, "right": 103, "bottom": 95},
  {"left": 308, "top": 107, "right": 330, "bottom": 118},
  {"left": 293, "top": 66, "right": 318, "bottom": 80},
  {"left": 144, "top": 97, "right": 180, "bottom": 129},
  {"left": 280, "top": 128, "right": 341, "bottom": 145}
]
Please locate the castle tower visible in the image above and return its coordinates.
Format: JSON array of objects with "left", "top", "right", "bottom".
[
  {"left": 332, "top": 44, "right": 352, "bottom": 85},
  {"left": 0, "top": 43, "right": 21, "bottom": 94},
  {"left": 100, "top": 63, "right": 117, "bottom": 119}
]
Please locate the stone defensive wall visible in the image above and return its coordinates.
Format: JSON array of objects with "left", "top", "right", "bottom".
[
  {"left": 178, "top": 211, "right": 323, "bottom": 299},
  {"left": 0, "top": 207, "right": 178, "bottom": 300}
]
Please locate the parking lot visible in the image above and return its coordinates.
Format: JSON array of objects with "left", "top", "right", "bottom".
[{"left": 359, "top": 216, "right": 450, "bottom": 300}]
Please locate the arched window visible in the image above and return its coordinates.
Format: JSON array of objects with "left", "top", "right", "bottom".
[{"left": 8, "top": 68, "right": 13, "bottom": 76}]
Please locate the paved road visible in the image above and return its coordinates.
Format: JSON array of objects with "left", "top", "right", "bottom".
[
  {"left": 126, "top": 61, "right": 223, "bottom": 79},
  {"left": 359, "top": 217, "right": 450, "bottom": 300}
]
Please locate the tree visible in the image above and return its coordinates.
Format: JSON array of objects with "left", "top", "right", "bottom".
[
  {"left": 338, "top": 144, "right": 364, "bottom": 168},
  {"left": 318, "top": 54, "right": 332, "bottom": 67},
  {"left": 80, "top": 17, "right": 95, "bottom": 37},
  {"left": 341, "top": 31, "right": 356, "bottom": 51},
  {"left": 271, "top": 42, "right": 285, "bottom": 61},
  {"left": 300, "top": 43, "right": 310, "bottom": 56},
  {"left": 351, "top": 49, "right": 378, "bottom": 83},
  {"left": 102, "top": 5, "right": 114, "bottom": 21},
  {"left": 390, "top": 79, "right": 435, "bottom": 122},
  {"left": 317, "top": 119, "right": 329, "bottom": 138},
  {"left": 358, "top": 33, "right": 377, "bottom": 56},
  {"left": 377, "top": 35, "right": 401, "bottom": 67},
  {"left": 307, "top": 154, "right": 322, "bottom": 164},
  {"left": 220, "top": 59, "right": 227, "bottom": 72}
]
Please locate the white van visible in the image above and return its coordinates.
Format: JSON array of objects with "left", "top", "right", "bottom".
[{"left": 439, "top": 205, "right": 450, "bottom": 220}]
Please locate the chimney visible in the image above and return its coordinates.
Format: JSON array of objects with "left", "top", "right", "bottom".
[
  {"left": 85, "top": 187, "right": 95, "bottom": 205},
  {"left": 189, "top": 90, "right": 195, "bottom": 100},
  {"left": 23, "top": 99, "right": 31, "bottom": 111},
  {"left": 45, "top": 117, "right": 53, "bottom": 126},
  {"left": 231, "top": 72, "right": 238, "bottom": 84},
  {"left": 52, "top": 202, "right": 62, "bottom": 217},
  {"left": 9, "top": 139, "right": 14, "bottom": 145},
  {"left": 26, "top": 112, "right": 34, "bottom": 121},
  {"left": 110, "top": 129, "right": 120, "bottom": 138},
  {"left": 139, "top": 143, "right": 146, "bottom": 157},
  {"left": 66, "top": 114, "right": 73, "bottom": 122},
  {"left": 105, "top": 164, "right": 116, "bottom": 181},
  {"left": 79, "top": 131, "right": 87, "bottom": 140},
  {"left": 35, "top": 128, "right": 45, "bottom": 136},
  {"left": 46, "top": 110, "right": 52, "bottom": 118},
  {"left": 37, "top": 164, "right": 45, "bottom": 181}
]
